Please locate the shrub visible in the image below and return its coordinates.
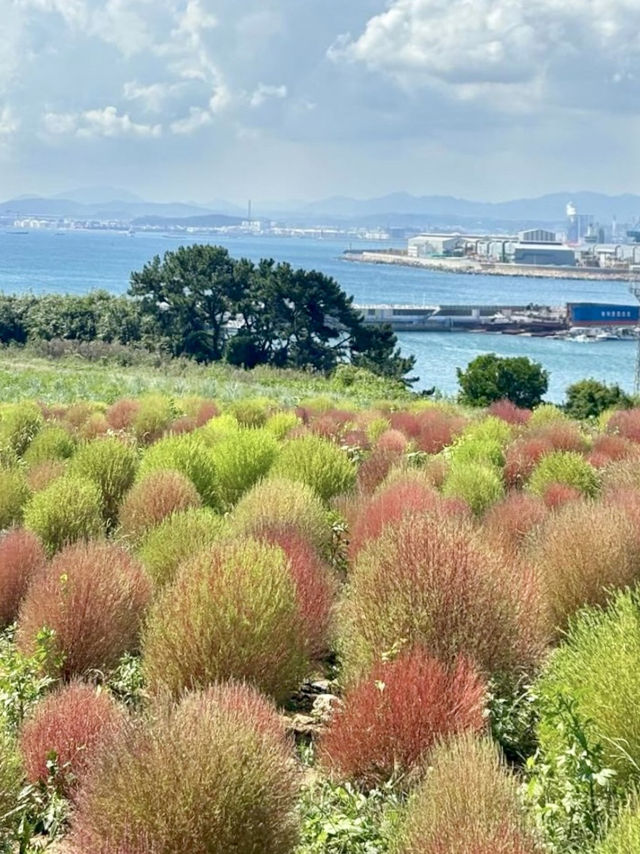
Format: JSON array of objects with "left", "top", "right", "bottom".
[
  {"left": 606, "top": 408, "right": 640, "bottom": 442},
  {"left": 0, "top": 402, "right": 44, "bottom": 456},
  {"left": 488, "top": 399, "right": 532, "bottom": 425},
  {"left": 601, "top": 458, "right": 640, "bottom": 493},
  {"left": 106, "top": 397, "right": 141, "bottom": 431},
  {"left": 442, "top": 462, "right": 504, "bottom": 515},
  {"left": 23, "top": 424, "right": 76, "bottom": 465},
  {"left": 595, "top": 804, "right": 640, "bottom": 853},
  {"left": 525, "top": 501, "right": 640, "bottom": 632},
  {"left": 535, "top": 589, "right": 640, "bottom": 790},
  {"left": 339, "top": 513, "right": 545, "bottom": 686},
  {"left": 272, "top": 436, "right": 356, "bottom": 501},
  {"left": 229, "top": 477, "right": 332, "bottom": 557},
  {"left": 530, "top": 421, "right": 588, "bottom": 453},
  {"left": 265, "top": 411, "right": 300, "bottom": 440},
  {"left": 138, "top": 435, "right": 218, "bottom": 508},
  {"left": 142, "top": 539, "right": 309, "bottom": 703},
  {"left": 527, "top": 451, "right": 599, "bottom": 498},
  {"left": 69, "top": 437, "right": 138, "bottom": 527},
  {"left": 414, "top": 409, "right": 467, "bottom": 454},
  {"left": 132, "top": 394, "right": 174, "bottom": 443},
  {"left": 376, "top": 428, "right": 408, "bottom": 454},
  {"left": 541, "top": 482, "right": 582, "bottom": 509},
  {"left": 457, "top": 353, "right": 548, "bottom": 409},
  {"left": 228, "top": 396, "right": 274, "bottom": 427},
  {"left": 19, "top": 681, "right": 125, "bottom": 797},
  {"left": 356, "top": 446, "right": 403, "bottom": 494},
  {"left": 0, "top": 468, "right": 30, "bottom": 530},
  {"left": 210, "top": 428, "right": 279, "bottom": 509},
  {"left": 25, "top": 459, "right": 66, "bottom": 493},
  {"left": 396, "top": 732, "right": 541, "bottom": 854},
  {"left": 68, "top": 683, "right": 300, "bottom": 854},
  {"left": 23, "top": 476, "right": 103, "bottom": 556},
  {"left": 81, "top": 412, "right": 109, "bottom": 440},
  {"left": 137, "top": 508, "right": 226, "bottom": 588},
  {"left": 589, "top": 434, "right": 636, "bottom": 465},
  {"left": 17, "top": 541, "right": 152, "bottom": 678},
  {"left": 504, "top": 438, "right": 553, "bottom": 489},
  {"left": 0, "top": 529, "right": 45, "bottom": 628},
  {"left": 565, "top": 379, "right": 632, "bottom": 421},
  {"left": 119, "top": 470, "right": 201, "bottom": 541},
  {"left": 319, "top": 649, "right": 485, "bottom": 789},
  {"left": 483, "top": 493, "right": 548, "bottom": 556}
]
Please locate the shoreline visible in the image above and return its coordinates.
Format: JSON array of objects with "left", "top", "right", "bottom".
[{"left": 343, "top": 250, "right": 640, "bottom": 283}]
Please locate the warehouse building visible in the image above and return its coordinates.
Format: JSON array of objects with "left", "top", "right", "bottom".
[
  {"left": 407, "top": 234, "right": 464, "bottom": 258},
  {"left": 512, "top": 229, "right": 576, "bottom": 266}
]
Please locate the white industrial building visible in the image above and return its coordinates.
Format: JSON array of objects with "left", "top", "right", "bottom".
[
  {"left": 407, "top": 234, "right": 464, "bottom": 258},
  {"left": 512, "top": 228, "right": 576, "bottom": 267}
]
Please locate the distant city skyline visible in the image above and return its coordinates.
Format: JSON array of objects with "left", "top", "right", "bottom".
[{"left": 1, "top": 0, "right": 639, "bottom": 203}]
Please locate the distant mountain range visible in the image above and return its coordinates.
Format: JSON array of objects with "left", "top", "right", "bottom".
[{"left": 2, "top": 188, "right": 640, "bottom": 228}]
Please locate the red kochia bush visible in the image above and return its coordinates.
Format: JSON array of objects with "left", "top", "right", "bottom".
[
  {"left": 415, "top": 410, "right": 467, "bottom": 454},
  {"left": 607, "top": 408, "right": 640, "bottom": 443},
  {"left": 389, "top": 411, "right": 421, "bottom": 439},
  {"left": 531, "top": 422, "right": 587, "bottom": 453},
  {"left": 318, "top": 648, "right": 485, "bottom": 788},
  {"left": 17, "top": 542, "right": 152, "bottom": 678},
  {"left": 504, "top": 438, "right": 553, "bottom": 489},
  {"left": 0, "top": 529, "right": 45, "bottom": 627},
  {"left": 119, "top": 470, "right": 201, "bottom": 540},
  {"left": 591, "top": 433, "right": 637, "bottom": 464},
  {"left": 377, "top": 429, "right": 408, "bottom": 454},
  {"left": 194, "top": 400, "right": 219, "bottom": 427},
  {"left": 356, "top": 447, "right": 403, "bottom": 494},
  {"left": 488, "top": 399, "right": 532, "bottom": 426},
  {"left": 483, "top": 493, "right": 548, "bottom": 556},
  {"left": 106, "top": 399, "right": 141, "bottom": 431},
  {"left": 542, "top": 482, "right": 582, "bottom": 509},
  {"left": 19, "top": 681, "right": 125, "bottom": 797}
]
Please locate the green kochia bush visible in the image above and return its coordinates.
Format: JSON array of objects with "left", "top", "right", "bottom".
[
  {"left": 535, "top": 590, "right": 640, "bottom": 790},
  {"left": 137, "top": 508, "right": 226, "bottom": 588},
  {"left": 23, "top": 424, "right": 76, "bottom": 465},
  {"left": 132, "top": 394, "right": 174, "bottom": 444},
  {"left": 272, "top": 436, "right": 356, "bottom": 501},
  {"left": 68, "top": 683, "right": 300, "bottom": 854},
  {"left": 138, "top": 435, "right": 219, "bottom": 508},
  {"left": 69, "top": 437, "right": 138, "bottom": 526},
  {"left": 142, "top": 539, "right": 309, "bottom": 703},
  {"left": 0, "top": 402, "right": 43, "bottom": 456},
  {"left": 442, "top": 462, "right": 504, "bottom": 515},
  {"left": 527, "top": 450, "right": 600, "bottom": 497},
  {"left": 23, "top": 475, "right": 103, "bottom": 555},
  {"left": 210, "top": 427, "right": 279, "bottom": 509},
  {"left": 0, "top": 469, "right": 30, "bottom": 530}
]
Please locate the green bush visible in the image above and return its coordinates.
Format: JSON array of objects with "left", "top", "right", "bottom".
[
  {"left": 565, "top": 379, "right": 632, "bottom": 421},
  {"left": 227, "top": 396, "right": 275, "bottom": 427},
  {"left": 23, "top": 476, "right": 104, "bottom": 556},
  {"left": 0, "top": 402, "right": 44, "bottom": 457},
  {"left": 265, "top": 411, "right": 300, "bottom": 440},
  {"left": 137, "top": 508, "right": 226, "bottom": 588},
  {"left": 229, "top": 477, "right": 332, "bottom": 557},
  {"left": 527, "top": 450, "right": 600, "bottom": 497},
  {"left": 142, "top": 539, "right": 309, "bottom": 703},
  {"left": 23, "top": 424, "right": 76, "bottom": 465},
  {"left": 132, "top": 394, "right": 174, "bottom": 443},
  {"left": 595, "top": 804, "right": 640, "bottom": 853},
  {"left": 0, "top": 469, "right": 30, "bottom": 530},
  {"left": 272, "top": 436, "right": 356, "bottom": 501},
  {"left": 442, "top": 462, "right": 504, "bottom": 515},
  {"left": 210, "top": 428, "right": 279, "bottom": 509},
  {"left": 138, "top": 435, "right": 219, "bottom": 508},
  {"left": 68, "top": 437, "right": 138, "bottom": 526},
  {"left": 457, "top": 353, "right": 548, "bottom": 409}
]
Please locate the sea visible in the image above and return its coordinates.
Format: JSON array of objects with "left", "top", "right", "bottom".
[{"left": 0, "top": 228, "right": 636, "bottom": 402}]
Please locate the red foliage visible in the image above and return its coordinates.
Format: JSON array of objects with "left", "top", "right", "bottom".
[
  {"left": 318, "top": 649, "right": 486, "bottom": 788},
  {"left": 106, "top": 399, "right": 141, "bottom": 432},
  {"left": 504, "top": 438, "right": 553, "bottom": 489},
  {"left": 415, "top": 410, "right": 467, "bottom": 455},
  {"left": 342, "top": 429, "right": 370, "bottom": 450},
  {"left": 606, "top": 488, "right": 640, "bottom": 545},
  {"left": 194, "top": 400, "right": 219, "bottom": 427},
  {"left": 488, "top": 399, "right": 532, "bottom": 426},
  {"left": 119, "top": 470, "right": 201, "bottom": 540},
  {"left": 483, "top": 493, "right": 548, "bottom": 555},
  {"left": 542, "top": 482, "right": 582, "bottom": 509},
  {"left": 376, "top": 429, "right": 409, "bottom": 454},
  {"left": 389, "top": 411, "right": 421, "bottom": 439},
  {"left": 0, "top": 529, "right": 46, "bottom": 627},
  {"left": 17, "top": 541, "right": 152, "bottom": 678},
  {"left": 592, "top": 434, "right": 636, "bottom": 464},
  {"left": 166, "top": 416, "right": 197, "bottom": 436},
  {"left": 356, "top": 447, "right": 403, "bottom": 494},
  {"left": 19, "top": 681, "right": 125, "bottom": 797},
  {"left": 81, "top": 414, "right": 110, "bottom": 440},
  {"left": 26, "top": 460, "right": 66, "bottom": 493},
  {"left": 64, "top": 403, "right": 97, "bottom": 431},
  {"left": 607, "top": 408, "right": 640, "bottom": 443},
  {"left": 531, "top": 423, "right": 587, "bottom": 453},
  {"left": 259, "top": 526, "right": 336, "bottom": 659}
]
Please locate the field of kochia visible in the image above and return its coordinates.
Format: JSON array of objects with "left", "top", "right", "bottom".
[{"left": 3, "top": 379, "right": 640, "bottom": 852}]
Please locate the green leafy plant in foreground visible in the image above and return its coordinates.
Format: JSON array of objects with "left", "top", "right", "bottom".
[{"left": 0, "top": 626, "right": 60, "bottom": 732}]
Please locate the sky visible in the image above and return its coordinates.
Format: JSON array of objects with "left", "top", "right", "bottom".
[{"left": 1, "top": 0, "right": 640, "bottom": 204}]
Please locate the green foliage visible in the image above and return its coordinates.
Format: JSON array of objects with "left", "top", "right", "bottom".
[
  {"left": 442, "top": 461, "right": 504, "bottom": 514},
  {"left": 565, "top": 379, "right": 632, "bottom": 421},
  {"left": 0, "top": 626, "right": 59, "bottom": 732},
  {"left": 0, "top": 724, "right": 23, "bottom": 852},
  {"left": 0, "top": 402, "right": 44, "bottom": 457},
  {"left": 138, "top": 434, "right": 219, "bottom": 508},
  {"left": 23, "top": 424, "right": 76, "bottom": 465},
  {"left": 487, "top": 679, "right": 539, "bottom": 765},
  {"left": 132, "top": 393, "right": 175, "bottom": 442},
  {"left": 106, "top": 652, "right": 146, "bottom": 710},
  {"left": 227, "top": 396, "right": 275, "bottom": 427},
  {"left": 23, "top": 475, "right": 104, "bottom": 555},
  {"left": 0, "top": 468, "right": 30, "bottom": 529},
  {"left": 595, "top": 803, "right": 640, "bottom": 853},
  {"left": 137, "top": 508, "right": 226, "bottom": 588},
  {"left": 457, "top": 353, "right": 548, "bottom": 409},
  {"left": 272, "top": 436, "right": 356, "bottom": 502},
  {"left": 265, "top": 410, "right": 301, "bottom": 440},
  {"left": 68, "top": 437, "right": 138, "bottom": 526},
  {"left": 210, "top": 427, "right": 279, "bottom": 509},
  {"left": 527, "top": 450, "right": 600, "bottom": 497}
]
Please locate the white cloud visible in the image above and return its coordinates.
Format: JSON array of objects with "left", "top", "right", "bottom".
[
  {"left": 170, "top": 106, "right": 212, "bottom": 134},
  {"left": 250, "top": 83, "right": 287, "bottom": 108},
  {"left": 43, "top": 111, "right": 78, "bottom": 135},
  {"left": 0, "top": 105, "right": 20, "bottom": 138},
  {"left": 45, "top": 106, "right": 161, "bottom": 139},
  {"left": 123, "top": 80, "right": 180, "bottom": 112}
]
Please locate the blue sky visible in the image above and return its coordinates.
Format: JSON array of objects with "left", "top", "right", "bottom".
[{"left": 1, "top": 0, "right": 640, "bottom": 203}]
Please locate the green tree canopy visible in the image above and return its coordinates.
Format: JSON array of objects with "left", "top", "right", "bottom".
[
  {"left": 564, "top": 378, "right": 632, "bottom": 420},
  {"left": 457, "top": 353, "right": 548, "bottom": 408}
]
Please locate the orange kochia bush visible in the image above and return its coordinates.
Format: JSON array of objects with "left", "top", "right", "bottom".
[
  {"left": 0, "top": 528, "right": 45, "bottom": 628},
  {"left": 319, "top": 648, "right": 485, "bottom": 788},
  {"left": 119, "top": 470, "right": 201, "bottom": 540},
  {"left": 482, "top": 493, "right": 548, "bottom": 556}
]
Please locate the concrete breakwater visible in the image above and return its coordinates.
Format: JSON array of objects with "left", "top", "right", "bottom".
[{"left": 344, "top": 250, "right": 640, "bottom": 283}]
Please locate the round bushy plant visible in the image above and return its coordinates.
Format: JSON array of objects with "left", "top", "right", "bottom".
[
  {"left": 535, "top": 589, "right": 640, "bottom": 789},
  {"left": 319, "top": 649, "right": 485, "bottom": 788},
  {"left": 527, "top": 450, "right": 599, "bottom": 498},
  {"left": 265, "top": 411, "right": 300, "bottom": 440},
  {"left": 23, "top": 475, "right": 103, "bottom": 556},
  {"left": 0, "top": 468, "right": 30, "bottom": 530},
  {"left": 0, "top": 402, "right": 44, "bottom": 456},
  {"left": 17, "top": 541, "right": 152, "bottom": 678},
  {"left": 19, "top": 681, "right": 125, "bottom": 797},
  {"left": 68, "top": 683, "right": 300, "bottom": 854},
  {"left": 69, "top": 437, "right": 138, "bottom": 527},
  {"left": 106, "top": 397, "right": 141, "bottom": 431},
  {"left": 138, "top": 435, "right": 218, "bottom": 508},
  {"left": 132, "top": 394, "right": 174, "bottom": 444},
  {"left": 339, "top": 513, "right": 545, "bottom": 686},
  {"left": 396, "top": 732, "right": 541, "bottom": 854},
  {"left": 442, "top": 462, "right": 505, "bottom": 515},
  {"left": 0, "top": 529, "right": 45, "bottom": 628},
  {"left": 23, "top": 424, "right": 76, "bottom": 465},
  {"left": 229, "top": 477, "right": 332, "bottom": 556},
  {"left": 272, "top": 436, "right": 356, "bottom": 501},
  {"left": 25, "top": 459, "right": 66, "bottom": 493},
  {"left": 137, "top": 508, "right": 226, "bottom": 588},
  {"left": 483, "top": 492, "right": 548, "bottom": 556},
  {"left": 210, "top": 427, "right": 279, "bottom": 509},
  {"left": 119, "top": 470, "right": 201, "bottom": 541},
  {"left": 228, "top": 396, "right": 274, "bottom": 427},
  {"left": 142, "top": 539, "right": 309, "bottom": 703}
]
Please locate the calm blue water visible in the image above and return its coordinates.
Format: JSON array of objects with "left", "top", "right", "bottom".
[{"left": 0, "top": 229, "right": 636, "bottom": 401}]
